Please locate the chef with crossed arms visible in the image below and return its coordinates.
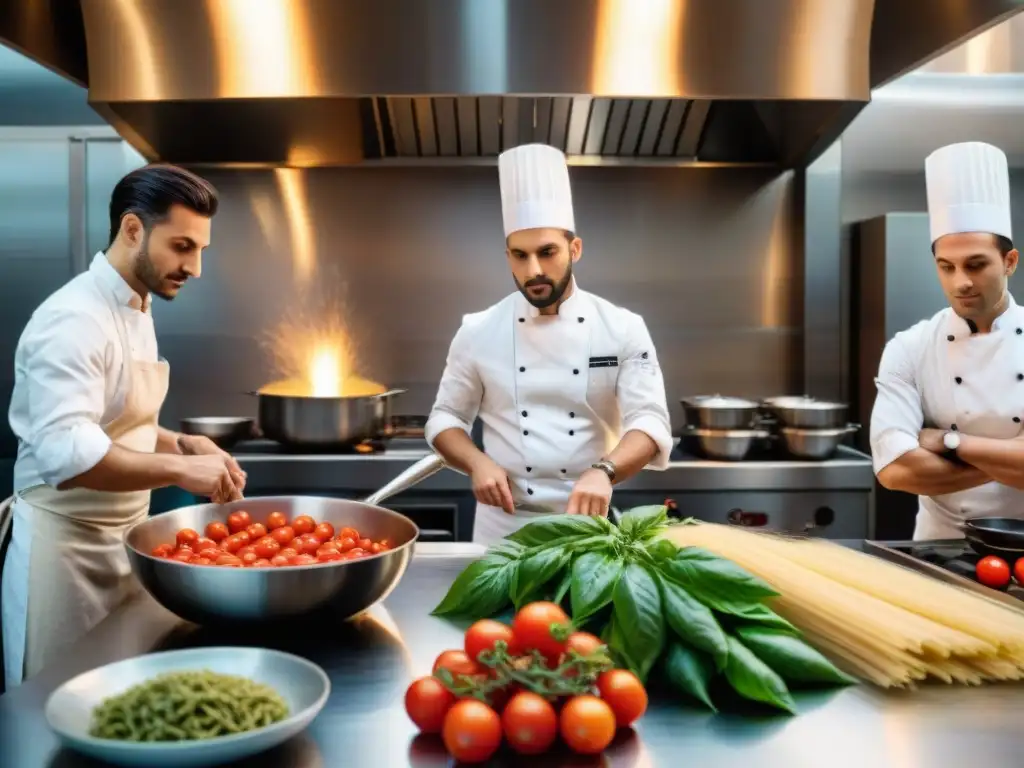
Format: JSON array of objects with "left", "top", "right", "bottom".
[
  {"left": 872, "top": 141, "right": 1024, "bottom": 540},
  {"left": 425, "top": 143, "right": 674, "bottom": 544}
]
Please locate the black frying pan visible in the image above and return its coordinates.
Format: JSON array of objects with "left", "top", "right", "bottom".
[{"left": 964, "top": 518, "right": 1024, "bottom": 556}]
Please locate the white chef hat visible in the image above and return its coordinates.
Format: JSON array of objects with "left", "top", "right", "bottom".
[
  {"left": 498, "top": 143, "right": 575, "bottom": 237},
  {"left": 925, "top": 141, "right": 1012, "bottom": 244}
]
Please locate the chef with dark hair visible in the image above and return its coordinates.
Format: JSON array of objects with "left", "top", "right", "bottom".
[
  {"left": 871, "top": 141, "right": 1024, "bottom": 539},
  {"left": 426, "top": 143, "right": 673, "bottom": 544},
  {"left": 2, "top": 164, "right": 246, "bottom": 687}
]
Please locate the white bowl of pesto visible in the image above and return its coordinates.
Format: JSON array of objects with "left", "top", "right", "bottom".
[{"left": 44, "top": 647, "right": 330, "bottom": 767}]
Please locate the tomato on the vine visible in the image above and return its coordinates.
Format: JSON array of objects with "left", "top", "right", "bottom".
[
  {"left": 565, "top": 631, "right": 604, "bottom": 657},
  {"left": 501, "top": 691, "right": 558, "bottom": 755},
  {"left": 512, "top": 602, "right": 571, "bottom": 658},
  {"left": 560, "top": 695, "right": 616, "bottom": 755},
  {"left": 465, "top": 619, "right": 517, "bottom": 662},
  {"left": 433, "top": 649, "right": 482, "bottom": 679},
  {"left": 442, "top": 699, "right": 502, "bottom": 763},
  {"left": 597, "top": 669, "right": 647, "bottom": 727},
  {"left": 405, "top": 676, "right": 455, "bottom": 734}
]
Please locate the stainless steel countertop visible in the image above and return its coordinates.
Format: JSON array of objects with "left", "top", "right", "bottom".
[
  {"left": 2, "top": 544, "right": 1022, "bottom": 767},
  {"left": 234, "top": 442, "right": 875, "bottom": 493}
]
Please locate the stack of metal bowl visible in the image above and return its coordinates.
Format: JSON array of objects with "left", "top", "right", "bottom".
[
  {"left": 680, "top": 395, "right": 770, "bottom": 461},
  {"left": 761, "top": 395, "right": 859, "bottom": 460}
]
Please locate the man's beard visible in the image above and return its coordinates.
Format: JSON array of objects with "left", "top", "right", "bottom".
[
  {"left": 517, "top": 263, "right": 573, "bottom": 309},
  {"left": 134, "top": 237, "right": 186, "bottom": 301}
]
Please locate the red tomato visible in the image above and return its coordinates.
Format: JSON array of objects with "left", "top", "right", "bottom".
[
  {"left": 226, "top": 511, "right": 251, "bottom": 534},
  {"left": 369, "top": 542, "right": 383, "bottom": 554},
  {"left": 251, "top": 558, "right": 273, "bottom": 568},
  {"left": 270, "top": 554, "right": 290, "bottom": 567},
  {"left": 512, "top": 602, "right": 571, "bottom": 659},
  {"left": 246, "top": 523, "right": 268, "bottom": 540},
  {"left": 197, "top": 547, "right": 221, "bottom": 560},
  {"left": 977, "top": 555, "right": 1011, "bottom": 588},
  {"left": 560, "top": 695, "right": 616, "bottom": 755},
  {"left": 290, "top": 553, "right": 317, "bottom": 566},
  {"left": 204, "top": 521, "right": 229, "bottom": 542},
  {"left": 171, "top": 550, "right": 193, "bottom": 563},
  {"left": 433, "top": 650, "right": 482, "bottom": 679},
  {"left": 318, "top": 550, "right": 343, "bottom": 563},
  {"left": 442, "top": 700, "right": 502, "bottom": 764},
  {"left": 502, "top": 691, "right": 558, "bottom": 755},
  {"left": 565, "top": 631, "right": 605, "bottom": 658},
  {"left": 270, "top": 525, "right": 295, "bottom": 545},
  {"left": 465, "top": 619, "right": 517, "bottom": 662},
  {"left": 596, "top": 669, "right": 647, "bottom": 727},
  {"left": 215, "top": 554, "right": 243, "bottom": 567},
  {"left": 1014, "top": 558, "right": 1024, "bottom": 584},
  {"left": 295, "top": 534, "right": 321, "bottom": 555},
  {"left": 279, "top": 547, "right": 299, "bottom": 560},
  {"left": 222, "top": 534, "right": 246, "bottom": 554},
  {"left": 357, "top": 537, "right": 373, "bottom": 550},
  {"left": 292, "top": 515, "right": 315, "bottom": 535},
  {"left": 175, "top": 529, "right": 199, "bottom": 549},
  {"left": 151, "top": 543, "right": 174, "bottom": 558},
  {"left": 405, "top": 677, "right": 456, "bottom": 734},
  {"left": 344, "top": 548, "right": 367, "bottom": 560},
  {"left": 237, "top": 545, "right": 256, "bottom": 558},
  {"left": 266, "top": 511, "right": 288, "bottom": 530},
  {"left": 337, "top": 526, "right": 360, "bottom": 541},
  {"left": 193, "top": 557, "right": 212, "bottom": 566},
  {"left": 312, "top": 522, "right": 335, "bottom": 542},
  {"left": 336, "top": 536, "right": 356, "bottom": 553},
  {"left": 316, "top": 542, "right": 340, "bottom": 557},
  {"left": 253, "top": 538, "right": 281, "bottom": 559},
  {"left": 240, "top": 551, "right": 259, "bottom": 566}
]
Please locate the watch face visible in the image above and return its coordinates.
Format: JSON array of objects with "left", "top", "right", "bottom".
[{"left": 943, "top": 432, "right": 961, "bottom": 451}]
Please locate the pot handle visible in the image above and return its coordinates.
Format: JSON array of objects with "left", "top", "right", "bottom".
[
  {"left": 362, "top": 453, "right": 446, "bottom": 507},
  {"left": 370, "top": 388, "right": 407, "bottom": 399}
]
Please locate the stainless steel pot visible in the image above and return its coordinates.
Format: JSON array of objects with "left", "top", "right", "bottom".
[
  {"left": 763, "top": 396, "right": 848, "bottom": 429},
  {"left": 686, "top": 427, "right": 770, "bottom": 461},
  {"left": 180, "top": 416, "right": 256, "bottom": 449},
  {"left": 255, "top": 388, "right": 405, "bottom": 447},
  {"left": 780, "top": 424, "right": 859, "bottom": 460},
  {"left": 681, "top": 395, "right": 761, "bottom": 430},
  {"left": 124, "top": 454, "right": 444, "bottom": 624}
]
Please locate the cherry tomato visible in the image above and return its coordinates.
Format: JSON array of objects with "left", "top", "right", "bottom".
[
  {"left": 254, "top": 538, "right": 281, "bottom": 559},
  {"left": 292, "top": 515, "right": 315, "bottom": 536},
  {"left": 193, "top": 557, "right": 212, "bottom": 566},
  {"left": 198, "top": 547, "right": 222, "bottom": 560},
  {"left": 266, "top": 511, "right": 288, "bottom": 530},
  {"left": 465, "top": 619, "right": 517, "bottom": 662},
  {"left": 565, "top": 631, "right": 605, "bottom": 658},
  {"left": 252, "top": 558, "right": 273, "bottom": 568},
  {"left": 295, "top": 534, "right": 321, "bottom": 555},
  {"left": 246, "top": 523, "right": 268, "bottom": 540},
  {"left": 151, "top": 543, "right": 174, "bottom": 558},
  {"left": 226, "top": 510, "right": 251, "bottom": 534},
  {"left": 290, "top": 553, "right": 317, "bottom": 566},
  {"left": 316, "top": 542, "right": 339, "bottom": 557},
  {"left": 336, "top": 536, "right": 356, "bottom": 552},
  {"left": 312, "top": 522, "right": 335, "bottom": 542},
  {"left": 175, "top": 529, "right": 199, "bottom": 549},
  {"left": 977, "top": 555, "right": 1011, "bottom": 588},
  {"left": 502, "top": 691, "right": 558, "bottom": 755},
  {"left": 405, "top": 676, "right": 456, "bottom": 734},
  {"left": 279, "top": 547, "right": 299, "bottom": 560},
  {"left": 204, "top": 521, "right": 229, "bottom": 542},
  {"left": 512, "top": 602, "right": 571, "bottom": 658},
  {"left": 192, "top": 536, "right": 215, "bottom": 551},
  {"left": 215, "top": 554, "right": 243, "bottom": 567},
  {"left": 433, "top": 649, "right": 482, "bottom": 679},
  {"left": 270, "top": 525, "right": 295, "bottom": 545},
  {"left": 358, "top": 537, "right": 373, "bottom": 550},
  {"left": 369, "top": 542, "right": 383, "bottom": 554},
  {"left": 270, "top": 554, "right": 290, "bottom": 567},
  {"left": 1014, "top": 558, "right": 1024, "bottom": 584},
  {"left": 596, "top": 669, "right": 647, "bottom": 727},
  {"left": 237, "top": 545, "right": 256, "bottom": 559},
  {"left": 240, "top": 551, "right": 259, "bottom": 566},
  {"left": 337, "top": 526, "right": 360, "bottom": 541},
  {"left": 442, "top": 699, "right": 502, "bottom": 764},
  {"left": 318, "top": 550, "right": 343, "bottom": 563},
  {"left": 344, "top": 548, "right": 367, "bottom": 560},
  {"left": 171, "top": 550, "right": 193, "bottom": 563},
  {"left": 560, "top": 695, "right": 616, "bottom": 755},
  {"left": 222, "top": 534, "right": 246, "bottom": 554}
]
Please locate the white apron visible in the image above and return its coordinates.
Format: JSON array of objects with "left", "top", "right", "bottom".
[
  {"left": 1, "top": 313, "right": 168, "bottom": 687},
  {"left": 915, "top": 305, "right": 1024, "bottom": 539}
]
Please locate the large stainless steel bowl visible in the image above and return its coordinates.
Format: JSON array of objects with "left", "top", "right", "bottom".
[
  {"left": 780, "top": 424, "right": 859, "bottom": 459},
  {"left": 126, "top": 497, "right": 418, "bottom": 625},
  {"left": 681, "top": 395, "right": 761, "bottom": 430},
  {"left": 686, "top": 427, "right": 769, "bottom": 461},
  {"left": 763, "top": 396, "right": 848, "bottom": 429}
]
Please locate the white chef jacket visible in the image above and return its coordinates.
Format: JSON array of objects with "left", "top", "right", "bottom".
[
  {"left": 870, "top": 294, "right": 1024, "bottom": 540},
  {"left": 426, "top": 282, "right": 673, "bottom": 539},
  {"left": 8, "top": 252, "right": 158, "bottom": 491}
]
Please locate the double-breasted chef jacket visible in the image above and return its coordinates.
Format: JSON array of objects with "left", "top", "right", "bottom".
[
  {"left": 425, "top": 279, "right": 674, "bottom": 543},
  {"left": 871, "top": 294, "right": 1024, "bottom": 540}
]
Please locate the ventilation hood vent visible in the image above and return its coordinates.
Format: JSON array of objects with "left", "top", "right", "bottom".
[{"left": 3, "top": 0, "right": 1022, "bottom": 169}]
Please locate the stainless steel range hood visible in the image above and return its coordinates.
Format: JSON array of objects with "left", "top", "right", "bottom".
[{"left": 3, "top": 0, "right": 1023, "bottom": 169}]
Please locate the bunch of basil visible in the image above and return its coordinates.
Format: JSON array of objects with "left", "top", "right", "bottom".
[{"left": 433, "top": 505, "right": 854, "bottom": 714}]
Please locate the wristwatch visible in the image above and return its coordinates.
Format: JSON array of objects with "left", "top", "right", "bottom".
[
  {"left": 943, "top": 431, "right": 962, "bottom": 463},
  {"left": 591, "top": 459, "right": 617, "bottom": 482}
]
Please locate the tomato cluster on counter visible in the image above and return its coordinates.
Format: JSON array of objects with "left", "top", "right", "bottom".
[
  {"left": 404, "top": 601, "right": 647, "bottom": 763},
  {"left": 976, "top": 554, "right": 1024, "bottom": 589},
  {"left": 149, "top": 509, "right": 392, "bottom": 567}
]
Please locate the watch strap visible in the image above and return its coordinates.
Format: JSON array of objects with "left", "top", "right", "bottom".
[{"left": 591, "top": 459, "right": 617, "bottom": 482}]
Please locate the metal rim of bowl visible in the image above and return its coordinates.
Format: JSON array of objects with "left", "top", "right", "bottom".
[
  {"left": 44, "top": 647, "right": 331, "bottom": 752},
  {"left": 688, "top": 427, "right": 770, "bottom": 438},
  {"left": 181, "top": 417, "right": 254, "bottom": 425},
  {"left": 681, "top": 395, "right": 760, "bottom": 409},
  {"left": 124, "top": 496, "right": 421, "bottom": 572},
  {"left": 780, "top": 425, "right": 858, "bottom": 437}
]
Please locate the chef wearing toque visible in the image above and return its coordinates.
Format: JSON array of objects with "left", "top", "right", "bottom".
[
  {"left": 425, "top": 143, "right": 673, "bottom": 544},
  {"left": 871, "top": 141, "right": 1024, "bottom": 540}
]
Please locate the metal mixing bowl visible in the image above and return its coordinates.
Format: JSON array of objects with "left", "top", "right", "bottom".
[
  {"left": 763, "top": 396, "right": 848, "bottom": 429},
  {"left": 180, "top": 417, "right": 256, "bottom": 448},
  {"left": 125, "top": 496, "right": 419, "bottom": 625},
  {"left": 687, "top": 428, "right": 769, "bottom": 461},
  {"left": 780, "top": 424, "right": 859, "bottom": 459},
  {"left": 681, "top": 395, "right": 761, "bottom": 430}
]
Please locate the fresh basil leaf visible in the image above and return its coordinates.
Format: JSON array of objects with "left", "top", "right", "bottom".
[
  {"left": 724, "top": 636, "right": 797, "bottom": 714},
  {"left": 552, "top": 569, "right": 572, "bottom": 605},
  {"left": 736, "top": 627, "right": 856, "bottom": 685},
  {"left": 570, "top": 550, "right": 623, "bottom": 622},
  {"left": 618, "top": 505, "right": 669, "bottom": 540},
  {"left": 661, "top": 547, "right": 778, "bottom": 607},
  {"left": 664, "top": 642, "right": 718, "bottom": 712},
  {"left": 510, "top": 546, "right": 571, "bottom": 609},
  {"left": 507, "top": 515, "right": 613, "bottom": 547},
  {"left": 645, "top": 538, "right": 678, "bottom": 563},
  {"left": 657, "top": 572, "right": 729, "bottom": 669},
  {"left": 432, "top": 558, "right": 516, "bottom": 618},
  {"left": 612, "top": 563, "right": 665, "bottom": 681},
  {"left": 486, "top": 539, "right": 526, "bottom": 562},
  {"left": 601, "top": 613, "right": 634, "bottom": 671},
  {"left": 717, "top": 601, "right": 798, "bottom": 634}
]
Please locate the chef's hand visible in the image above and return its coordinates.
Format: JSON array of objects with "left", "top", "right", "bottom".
[
  {"left": 567, "top": 469, "right": 612, "bottom": 517},
  {"left": 918, "top": 428, "right": 946, "bottom": 454},
  {"left": 178, "top": 434, "right": 247, "bottom": 495},
  {"left": 469, "top": 456, "right": 515, "bottom": 515},
  {"left": 175, "top": 454, "right": 245, "bottom": 502}
]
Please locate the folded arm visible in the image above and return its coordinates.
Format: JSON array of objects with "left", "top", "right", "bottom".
[
  {"left": 871, "top": 335, "right": 990, "bottom": 496},
  {"left": 954, "top": 435, "right": 1024, "bottom": 490}
]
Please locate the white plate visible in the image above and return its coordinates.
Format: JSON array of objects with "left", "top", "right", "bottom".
[{"left": 44, "top": 647, "right": 330, "bottom": 767}]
